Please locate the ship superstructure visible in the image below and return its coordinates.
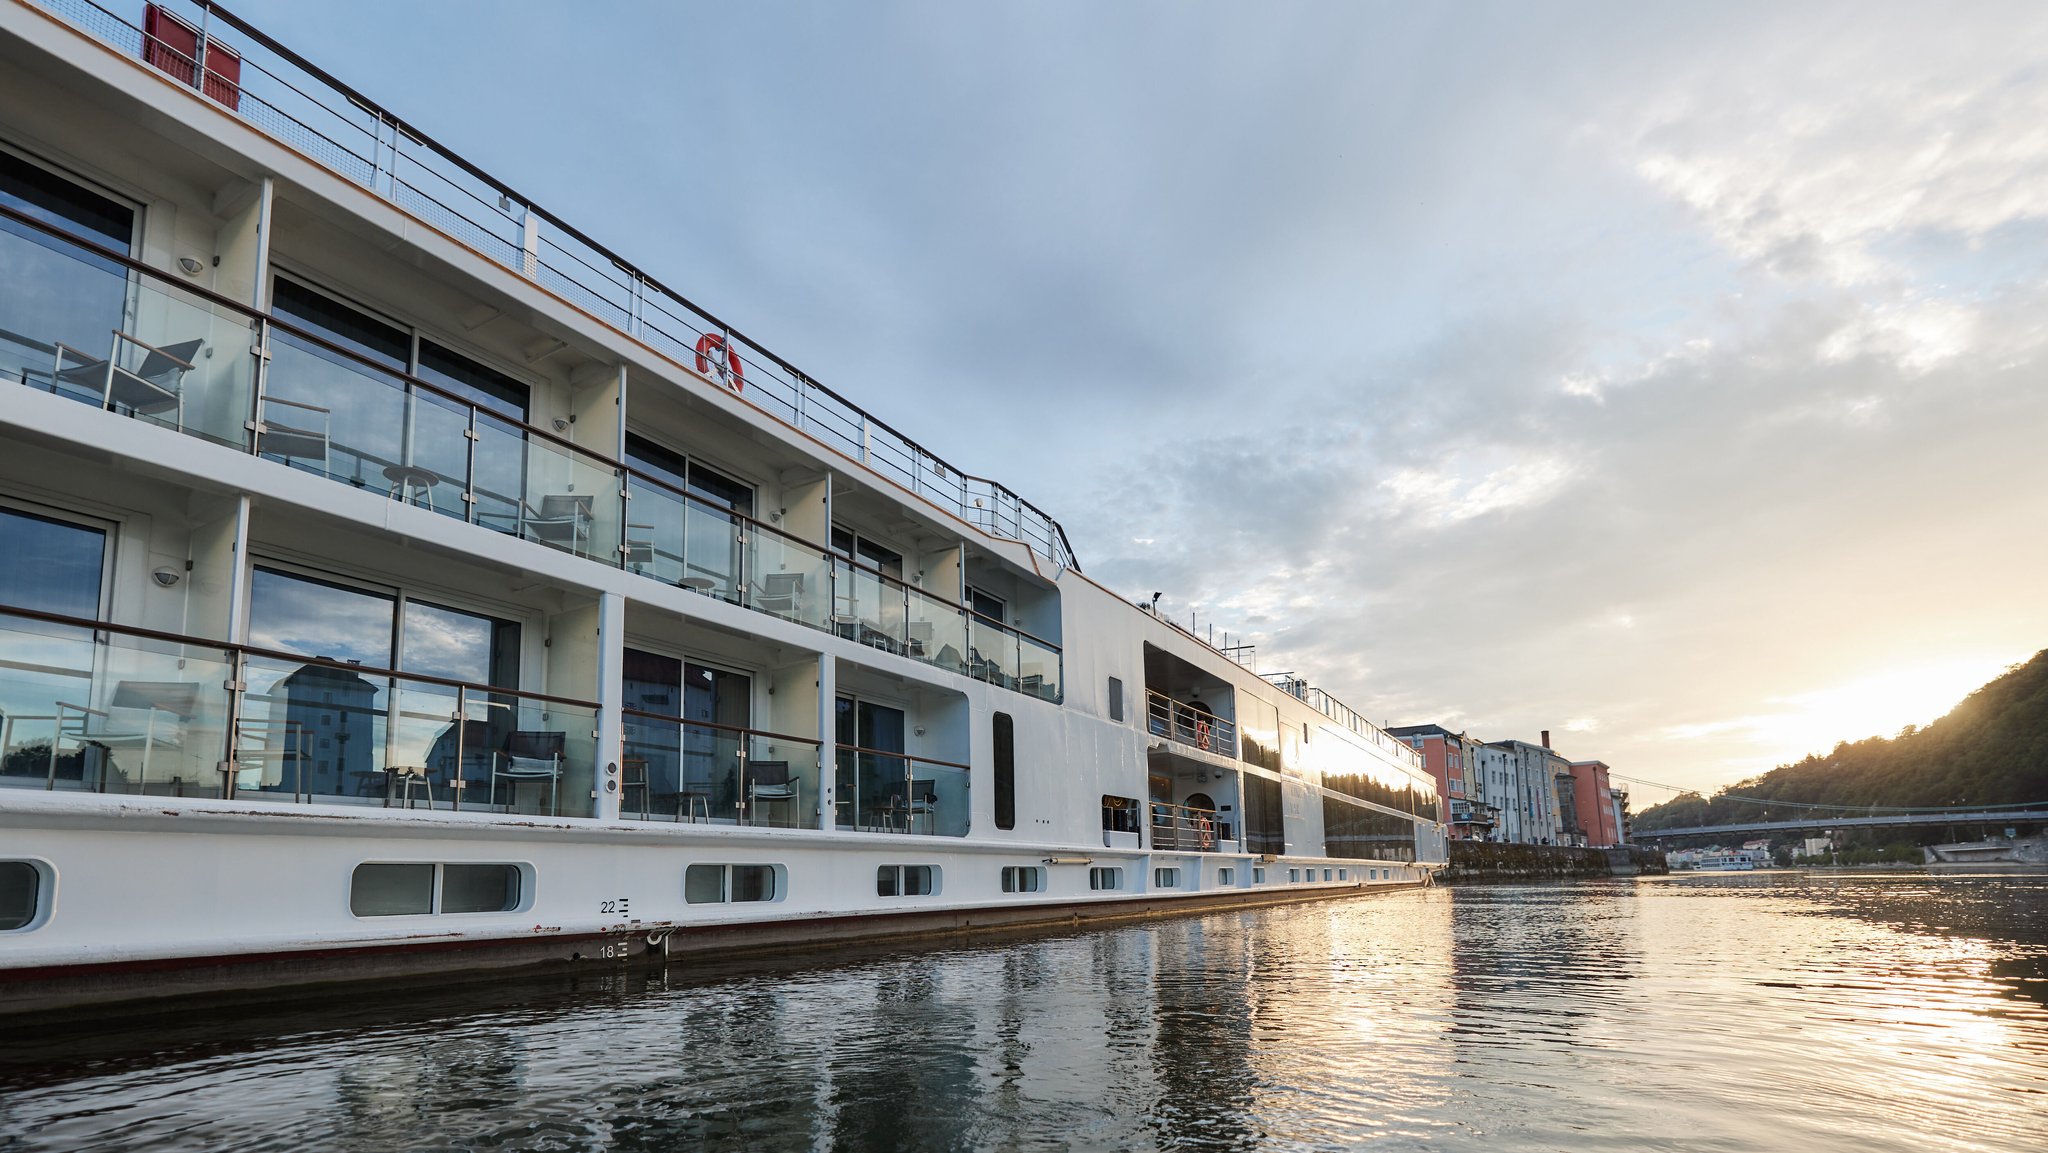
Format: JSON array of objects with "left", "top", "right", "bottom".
[{"left": 0, "top": 0, "right": 1444, "bottom": 1013}]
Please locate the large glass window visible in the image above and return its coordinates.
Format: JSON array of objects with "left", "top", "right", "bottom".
[
  {"left": 627, "top": 435, "right": 754, "bottom": 599},
  {"left": 248, "top": 567, "right": 395, "bottom": 666},
  {"left": 835, "top": 695, "right": 905, "bottom": 831},
  {"left": 243, "top": 566, "right": 521, "bottom": 804},
  {"left": 0, "top": 506, "right": 106, "bottom": 618},
  {"left": 0, "top": 149, "right": 135, "bottom": 394}
]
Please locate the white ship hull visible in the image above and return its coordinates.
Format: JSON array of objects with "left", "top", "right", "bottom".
[{"left": 0, "top": 0, "right": 1445, "bottom": 1014}]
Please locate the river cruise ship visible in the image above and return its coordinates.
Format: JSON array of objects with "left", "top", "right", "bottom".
[{"left": 0, "top": 0, "right": 1447, "bottom": 1013}]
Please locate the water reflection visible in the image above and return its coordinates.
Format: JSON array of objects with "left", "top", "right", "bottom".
[{"left": 1, "top": 874, "right": 2044, "bottom": 1151}]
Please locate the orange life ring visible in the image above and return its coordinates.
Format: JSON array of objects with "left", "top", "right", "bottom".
[
  {"left": 694, "top": 332, "right": 745, "bottom": 392},
  {"left": 1195, "top": 718, "right": 1211, "bottom": 751}
]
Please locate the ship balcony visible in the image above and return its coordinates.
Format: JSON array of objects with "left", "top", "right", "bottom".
[
  {"left": 1145, "top": 689, "right": 1236, "bottom": 760},
  {"left": 1150, "top": 800, "right": 1238, "bottom": 854},
  {"left": 0, "top": 205, "right": 1063, "bottom": 705},
  {"left": 0, "top": 604, "right": 599, "bottom": 816},
  {"left": 620, "top": 713, "right": 823, "bottom": 830},
  {"left": 832, "top": 746, "right": 970, "bottom": 837}
]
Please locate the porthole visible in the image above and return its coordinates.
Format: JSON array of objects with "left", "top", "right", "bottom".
[
  {"left": 1153, "top": 867, "right": 1181, "bottom": 888},
  {"left": 1089, "top": 866, "right": 1122, "bottom": 891},
  {"left": 1001, "top": 865, "right": 1045, "bottom": 893},
  {"left": 350, "top": 862, "right": 524, "bottom": 917},
  {"left": 1217, "top": 867, "right": 1235, "bottom": 885},
  {"left": 686, "top": 863, "right": 782, "bottom": 904},
  {"left": 0, "top": 861, "right": 47, "bottom": 932},
  {"left": 878, "top": 864, "right": 938, "bottom": 897}
]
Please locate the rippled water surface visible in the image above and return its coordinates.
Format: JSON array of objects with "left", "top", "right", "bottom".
[{"left": 3, "top": 871, "right": 2045, "bottom": 1151}]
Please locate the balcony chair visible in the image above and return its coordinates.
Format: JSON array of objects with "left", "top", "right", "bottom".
[
  {"left": 54, "top": 332, "right": 203, "bottom": 431},
  {"left": 518, "top": 494, "right": 594, "bottom": 555},
  {"left": 883, "top": 781, "right": 938, "bottom": 834},
  {"left": 752, "top": 571, "right": 804, "bottom": 618},
  {"left": 745, "top": 759, "right": 800, "bottom": 826},
  {"left": 52, "top": 681, "right": 202, "bottom": 793},
  {"left": 906, "top": 620, "right": 934, "bottom": 658},
  {"left": 491, "top": 730, "right": 564, "bottom": 814},
  {"left": 258, "top": 394, "right": 331, "bottom": 470}
]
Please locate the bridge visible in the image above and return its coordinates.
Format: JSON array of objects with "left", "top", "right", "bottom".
[{"left": 1642, "top": 808, "right": 2048, "bottom": 841}]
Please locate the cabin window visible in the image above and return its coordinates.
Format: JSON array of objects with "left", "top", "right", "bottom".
[
  {"left": 1001, "top": 865, "right": 1044, "bottom": 893},
  {"left": 1288, "top": 868, "right": 1301, "bottom": 882},
  {"left": 1101, "top": 794, "right": 1139, "bottom": 834},
  {"left": 993, "top": 712, "right": 1015, "bottom": 830},
  {"left": 0, "top": 861, "right": 44, "bottom": 931},
  {"left": 1089, "top": 867, "right": 1122, "bottom": 891},
  {"left": 350, "top": 862, "right": 523, "bottom": 917},
  {"left": 1253, "top": 867, "right": 1267, "bottom": 884},
  {"left": 1338, "top": 868, "right": 1349, "bottom": 881},
  {"left": 1218, "top": 867, "right": 1235, "bottom": 885},
  {"left": 1153, "top": 867, "right": 1181, "bottom": 888},
  {"left": 877, "top": 865, "right": 936, "bottom": 897},
  {"left": 967, "top": 586, "right": 1005, "bottom": 624},
  {"left": 1323, "top": 869, "right": 1333, "bottom": 881},
  {"left": 1107, "top": 676, "right": 1124, "bottom": 722},
  {"left": 685, "top": 863, "right": 780, "bottom": 904},
  {"left": 0, "top": 503, "right": 107, "bottom": 619}
]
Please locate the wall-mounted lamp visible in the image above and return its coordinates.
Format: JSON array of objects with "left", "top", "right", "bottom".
[
  {"left": 151, "top": 566, "right": 182, "bottom": 587},
  {"left": 551, "top": 415, "right": 575, "bottom": 433},
  {"left": 913, "top": 725, "right": 927, "bottom": 737},
  {"left": 176, "top": 255, "right": 206, "bottom": 277}
]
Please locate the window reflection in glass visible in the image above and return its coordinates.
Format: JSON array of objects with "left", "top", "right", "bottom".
[
  {"left": 248, "top": 567, "right": 394, "bottom": 667},
  {"left": 0, "top": 507, "right": 104, "bottom": 618}
]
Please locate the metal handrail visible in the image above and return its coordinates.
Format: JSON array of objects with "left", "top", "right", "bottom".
[
  {"left": 28, "top": 0, "right": 1080, "bottom": 573},
  {"left": 833, "top": 743, "right": 970, "bottom": 772},
  {"left": 1145, "top": 689, "right": 1237, "bottom": 756},
  {"left": 617, "top": 707, "right": 820, "bottom": 748},
  {"left": 0, "top": 601, "right": 600, "bottom": 709}
]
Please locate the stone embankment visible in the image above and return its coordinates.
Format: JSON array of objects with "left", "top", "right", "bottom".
[{"left": 1439, "top": 841, "right": 1668, "bottom": 884}]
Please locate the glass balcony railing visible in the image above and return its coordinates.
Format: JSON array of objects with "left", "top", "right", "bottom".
[
  {"left": 0, "top": 604, "right": 599, "bottom": 816},
  {"left": 620, "top": 712, "right": 822, "bottom": 829},
  {"left": 235, "top": 654, "right": 597, "bottom": 817},
  {"left": 833, "top": 746, "right": 970, "bottom": 837},
  {"left": 1, "top": 201, "right": 1062, "bottom": 703},
  {"left": 1, "top": 218, "right": 258, "bottom": 452},
  {"left": 0, "top": 610, "right": 234, "bottom": 796}
]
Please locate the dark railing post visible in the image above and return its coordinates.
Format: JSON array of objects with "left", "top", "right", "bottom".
[
  {"left": 246, "top": 316, "right": 267, "bottom": 456},
  {"left": 218, "top": 647, "right": 244, "bottom": 800},
  {"left": 452, "top": 684, "right": 467, "bottom": 812},
  {"left": 462, "top": 407, "right": 479, "bottom": 525},
  {"left": 192, "top": 3, "right": 211, "bottom": 95}
]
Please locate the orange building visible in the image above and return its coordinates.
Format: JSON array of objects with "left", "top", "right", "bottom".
[{"left": 1567, "top": 759, "right": 1622, "bottom": 847}]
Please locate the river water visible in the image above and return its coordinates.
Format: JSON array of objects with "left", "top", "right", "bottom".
[{"left": 1, "top": 870, "right": 2044, "bottom": 1152}]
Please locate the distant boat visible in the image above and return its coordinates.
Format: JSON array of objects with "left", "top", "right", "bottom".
[
  {"left": 1923, "top": 836, "right": 2047, "bottom": 867},
  {"left": 1694, "top": 852, "right": 1759, "bottom": 871}
]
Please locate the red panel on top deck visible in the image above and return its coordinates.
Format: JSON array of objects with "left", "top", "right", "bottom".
[{"left": 142, "top": 3, "right": 242, "bottom": 110}]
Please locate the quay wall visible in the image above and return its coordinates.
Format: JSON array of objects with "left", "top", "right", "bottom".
[{"left": 1440, "top": 842, "right": 1668, "bottom": 883}]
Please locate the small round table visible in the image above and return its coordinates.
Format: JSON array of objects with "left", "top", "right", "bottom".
[{"left": 383, "top": 464, "right": 439, "bottom": 511}]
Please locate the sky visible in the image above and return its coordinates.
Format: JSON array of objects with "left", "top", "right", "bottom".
[{"left": 234, "top": 0, "right": 2048, "bottom": 801}]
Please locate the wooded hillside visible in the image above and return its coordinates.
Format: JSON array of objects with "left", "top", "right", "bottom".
[{"left": 1636, "top": 649, "right": 2048, "bottom": 830}]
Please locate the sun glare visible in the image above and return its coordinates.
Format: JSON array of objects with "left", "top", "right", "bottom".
[
  {"left": 1773, "top": 658, "right": 2008, "bottom": 748},
  {"left": 1669, "top": 655, "right": 2019, "bottom": 775}
]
